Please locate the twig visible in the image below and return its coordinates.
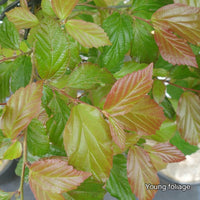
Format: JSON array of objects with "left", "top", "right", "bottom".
[{"left": 0, "top": 103, "right": 6, "bottom": 105}]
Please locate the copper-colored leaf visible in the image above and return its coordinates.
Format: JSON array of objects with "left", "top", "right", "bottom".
[
  {"left": 151, "top": 142, "right": 185, "bottom": 163},
  {"left": 174, "top": 0, "right": 200, "bottom": 7},
  {"left": 154, "top": 29, "right": 197, "bottom": 67},
  {"left": 29, "top": 158, "right": 91, "bottom": 199},
  {"left": 127, "top": 146, "right": 159, "bottom": 200},
  {"left": 104, "top": 64, "right": 153, "bottom": 116},
  {"left": 0, "top": 81, "right": 43, "bottom": 139},
  {"left": 51, "top": 0, "right": 79, "bottom": 20},
  {"left": 177, "top": 92, "right": 200, "bottom": 145},
  {"left": 116, "top": 96, "right": 165, "bottom": 135},
  {"left": 152, "top": 4, "right": 200, "bottom": 46},
  {"left": 108, "top": 116, "right": 126, "bottom": 150},
  {"left": 65, "top": 20, "right": 111, "bottom": 48},
  {"left": 20, "top": 0, "right": 28, "bottom": 8}
]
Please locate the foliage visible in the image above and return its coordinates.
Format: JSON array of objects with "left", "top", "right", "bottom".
[{"left": 0, "top": 0, "right": 200, "bottom": 200}]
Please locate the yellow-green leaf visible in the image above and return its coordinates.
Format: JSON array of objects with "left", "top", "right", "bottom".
[
  {"left": 3, "top": 141, "right": 22, "bottom": 160},
  {"left": 152, "top": 79, "right": 166, "bottom": 104},
  {"left": 6, "top": 7, "right": 39, "bottom": 29},
  {"left": 0, "top": 81, "right": 43, "bottom": 139},
  {"left": 64, "top": 104, "right": 113, "bottom": 182},
  {"left": 0, "top": 190, "right": 14, "bottom": 200},
  {"left": 51, "top": 0, "right": 79, "bottom": 20},
  {"left": 65, "top": 19, "right": 111, "bottom": 48}
]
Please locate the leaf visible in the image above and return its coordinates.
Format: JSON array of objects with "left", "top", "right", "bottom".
[
  {"left": 177, "top": 92, "right": 200, "bottom": 145},
  {"left": 0, "top": 81, "right": 43, "bottom": 139},
  {"left": 65, "top": 19, "right": 111, "bottom": 48},
  {"left": 127, "top": 146, "right": 159, "bottom": 200},
  {"left": 99, "top": 13, "right": 133, "bottom": 73},
  {"left": 11, "top": 55, "right": 32, "bottom": 93},
  {"left": 41, "top": 0, "right": 56, "bottom": 16},
  {"left": 63, "top": 104, "right": 113, "bottom": 182},
  {"left": 152, "top": 4, "right": 200, "bottom": 46},
  {"left": 3, "top": 141, "right": 22, "bottom": 160},
  {"left": 62, "top": 63, "right": 115, "bottom": 90},
  {"left": 64, "top": 178, "right": 106, "bottom": 200},
  {"left": 170, "top": 131, "right": 199, "bottom": 155},
  {"left": 108, "top": 116, "right": 126, "bottom": 150},
  {"left": 174, "top": 0, "right": 200, "bottom": 7},
  {"left": 29, "top": 159, "right": 91, "bottom": 199},
  {"left": 151, "top": 142, "right": 185, "bottom": 163},
  {"left": 104, "top": 64, "right": 153, "bottom": 116},
  {"left": 106, "top": 154, "right": 136, "bottom": 200},
  {"left": 51, "top": 0, "right": 78, "bottom": 20},
  {"left": 0, "top": 17, "right": 19, "bottom": 49},
  {"left": 0, "top": 190, "right": 14, "bottom": 200},
  {"left": 152, "top": 79, "right": 166, "bottom": 104},
  {"left": 149, "top": 153, "right": 167, "bottom": 171},
  {"left": 0, "top": 138, "right": 11, "bottom": 159},
  {"left": 154, "top": 28, "right": 197, "bottom": 67},
  {"left": 27, "top": 119, "right": 49, "bottom": 156},
  {"left": 6, "top": 7, "right": 39, "bottom": 29},
  {"left": 20, "top": 0, "right": 28, "bottom": 8},
  {"left": 34, "top": 18, "right": 70, "bottom": 80},
  {"left": 160, "top": 97, "right": 176, "bottom": 119},
  {"left": 115, "top": 96, "right": 165, "bottom": 135}
]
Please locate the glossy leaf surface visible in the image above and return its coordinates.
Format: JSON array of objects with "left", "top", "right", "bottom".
[
  {"left": 104, "top": 64, "right": 153, "bottom": 116},
  {"left": 65, "top": 19, "right": 111, "bottom": 48},
  {"left": 64, "top": 104, "right": 113, "bottom": 182},
  {"left": 0, "top": 81, "right": 43, "bottom": 139}
]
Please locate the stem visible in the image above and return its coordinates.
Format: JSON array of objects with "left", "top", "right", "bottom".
[
  {"left": 19, "top": 129, "right": 28, "bottom": 200},
  {"left": 133, "top": 15, "right": 152, "bottom": 26},
  {"left": 0, "top": 103, "right": 6, "bottom": 105}
]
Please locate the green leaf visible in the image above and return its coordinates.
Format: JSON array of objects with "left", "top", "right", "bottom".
[
  {"left": 152, "top": 80, "right": 166, "bottom": 104},
  {"left": 0, "top": 190, "right": 14, "bottom": 200},
  {"left": 3, "top": 141, "right": 22, "bottom": 160},
  {"left": 34, "top": 18, "right": 70, "bottom": 80},
  {"left": 174, "top": 0, "right": 200, "bottom": 8},
  {"left": 149, "top": 153, "right": 167, "bottom": 171},
  {"left": 104, "top": 64, "right": 153, "bottom": 116},
  {"left": 64, "top": 178, "right": 106, "bottom": 200},
  {"left": 0, "top": 17, "right": 19, "bottom": 50},
  {"left": 51, "top": 0, "right": 79, "bottom": 20},
  {"left": 6, "top": 7, "right": 39, "bottom": 29},
  {"left": 64, "top": 104, "right": 113, "bottom": 182},
  {"left": 0, "top": 81, "right": 43, "bottom": 139},
  {"left": 160, "top": 97, "right": 176, "bottom": 119},
  {"left": 170, "top": 131, "right": 199, "bottom": 155},
  {"left": 62, "top": 63, "right": 115, "bottom": 90},
  {"left": 11, "top": 56, "right": 32, "bottom": 93},
  {"left": 106, "top": 154, "right": 136, "bottom": 200},
  {"left": 99, "top": 13, "right": 133, "bottom": 73},
  {"left": 177, "top": 92, "right": 200, "bottom": 145},
  {"left": 27, "top": 119, "right": 49, "bottom": 156},
  {"left": 29, "top": 158, "right": 91, "bottom": 199},
  {"left": 41, "top": 0, "right": 56, "bottom": 16},
  {"left": 0, "top": 138, "right": 11, "bottom": 159},
  {"left": 65, "top": 19, "right": 111, "bottom": 48}
]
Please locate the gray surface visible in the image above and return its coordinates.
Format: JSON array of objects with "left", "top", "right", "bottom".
[{"left": 1, "top": 161, "right": 200, "bottom": 200}]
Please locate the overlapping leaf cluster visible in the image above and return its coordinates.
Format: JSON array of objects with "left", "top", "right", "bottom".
[{"left": 0, "top": 0, "right": 200, "bottom": 200}]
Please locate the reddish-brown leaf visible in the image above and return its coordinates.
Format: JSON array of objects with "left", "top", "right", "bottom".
[
  {"left": 29, "top": 158, "right": 91, "bottom": 199},
  {"left": 0, "top": 81, "right": 43, "bottom": 139},
  {"left": 154, "top": 29, "right": 197, "bottom": 67},
  {"left": 177, "top": 92, "right": 200, "bottom": 145},
  {"left": 127, "top": 146, "right": 159, "bottom": 200},
  {"left": 151, "top": 142, "right": 185, "bottom": 163},
  {"left": 115, "top": 96, "right": 165, "bottom": 135},
  {"left": 104, "top": 64, "right": 153, "bottom": 116}
]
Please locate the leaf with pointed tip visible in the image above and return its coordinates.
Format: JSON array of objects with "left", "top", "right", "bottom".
[
  {"left": 108, "top": 116, "right": 126, "bottom": 150},
  {"left": 177, "top": 92, "right": 200, "bottom": 145},
  {"left": 29, "top": 158, "right": 91, "bottom": 200},
  {"left": 151, "top": 142, "right": 185, "bottom": 163},
  {"left": 0, "top": 190, "right": 14, "bottom": 200},
  {"left": 34, "top": 18, "right": 70, "bottom": 80},
  {"left": 0, "top": 17, "right": 20, "bottom": 50},
  {"left": 64, "top": 104, "right": 113, "bottom": 182},
  {"left": 154, "top": 29, "right": 197, "bottom": 67},
  {"left": 115, "top": 96, "right": 165, "bottom": 135},
  {"left": 152, "top": 4, "right": 200, "bottom": 46},
  {"left": 104, "top": 64, "right": 153, "bottom": 116},
  {"left": 106, "top": 154, "right": 136, "bottom": 200},
  {"left": 51, "top": 0, "right": 78, "bottom": 20},
  {"left": 152, "top": 80, "right": 166, "bottom": 104},
  {"left": 174, "top": 0, "right": 200, "bottom": 7},
  {"left": 65, "top": 19, "right": 111, "bottom": 48},
  {"left": 127, "top": 146, "right": 159, "bottom": 200},
  {"left": 99, "top": 13, "right": 133, "bottom": 73},
  {"left": 3, "top": 141, "right": 22, "bottom": 160},
  {"left": 0, "top": 81, "right": 43, "bottom": 139},
  {"left": 6, "top": 7, "right": 39, "bottom": 29},
  {"left": 63, "top": 63, "right": 115, "bottom": 90}
]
